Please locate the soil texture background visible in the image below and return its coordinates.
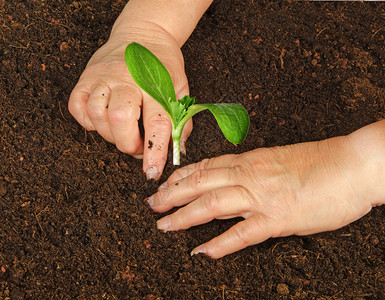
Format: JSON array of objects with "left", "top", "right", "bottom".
[{"left": 1, "top": 0, "right": 385, "bottom": 298}]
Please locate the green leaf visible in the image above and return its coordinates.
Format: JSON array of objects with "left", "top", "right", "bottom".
[
  {"left": 125, "top": 42, "right": 250, "bottom": 165},
  {"left": 171, "top": 95, "right": 196, "bottom": 125},
  {"left": 125, "top": 42, "right": 176, "bottom": 116},
  {"left": 194, "top": 103, "right": 249, "bottom": 144}
]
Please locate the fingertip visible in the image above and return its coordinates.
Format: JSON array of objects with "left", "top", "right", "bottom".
[
  {"left": 143, "top": 151, "right": 168, "bottom": 180},
  {"left": 190, "top": 243, "right": 223, "bottom": 259},
  {"left": 190, "top": 245, "right": 206, "bottom": 256},
  {"left": 156, "top": 216, "right": 171, "bottom": 232},
  {"left": 132, "top": 153, "right": 144, "bottom": 160},
  {"left": 145, "top": 165, "right": 162, "bottom": 181},
  {"left": 143, "top": 140, "right": 168, "bottom": 181}
]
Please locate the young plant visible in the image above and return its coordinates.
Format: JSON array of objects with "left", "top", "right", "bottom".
[{"left": 125, "top": 42, "right": 249, "bottom": 165}]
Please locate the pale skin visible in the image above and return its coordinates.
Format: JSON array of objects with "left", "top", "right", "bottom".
[{"left": 69, "top": 1, "right": 385, "bottom": 258}]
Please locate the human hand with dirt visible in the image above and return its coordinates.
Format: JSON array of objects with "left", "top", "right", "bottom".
[
  {"left": 68, "top": 0, "right": 213, "bottom": 180},
  {"left": 147, "top": 120, "right": 385, "bottom": 258}
]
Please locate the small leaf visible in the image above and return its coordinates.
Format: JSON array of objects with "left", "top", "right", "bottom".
[
  {"left": 195, "top": 103, "right": 249, "bottom": 144},
  {"left": 125, "top": 42, "right": 176, "bottom": 116},
  {"left": 170, "top": 95, "right": 196, "bottom": 125},
  {"left": 178, "top": 95, "right": 196, "bottom": 108}
]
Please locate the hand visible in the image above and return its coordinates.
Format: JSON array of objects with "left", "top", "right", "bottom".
[
  {"left": 146, "top": 135, "right": 376, "bottom": 258},
  {"left": 68, "top": 23, "right": 192, "bottom": 180}
]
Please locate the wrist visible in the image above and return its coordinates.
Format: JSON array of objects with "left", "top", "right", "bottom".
[
  {"left": 109, "top": 18, "right": 180, "bottom": 49},
  {"left": 110, "top": 0, "right": 212, "bottom": 47},
  {"left": 347, "top": 120, "right": 385, "bottom": 207}
]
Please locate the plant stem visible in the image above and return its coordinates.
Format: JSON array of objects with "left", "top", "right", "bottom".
[
  {"left": 172, "top": 122, "right": 181, "bottom": 165},
  {"left": 171, "top": 105, "right": 207, "bottom": 165},
  {"left": 172, "top": 136, "right": 180, "bottom": 165}
]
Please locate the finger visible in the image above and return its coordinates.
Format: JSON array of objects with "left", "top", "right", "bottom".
[
  {"left": 191, "top": 216, "right": 274, "bottom": 259},
  {"left": 165, "top": 154, "right": 240, "bottom": 184},
  {"left": 142, "top": 95, "right": 172, "bottom": 180},
  {"left": 148, "top": 167, "right": 239, "bottom": 213},
  {"left": 108, "top": 84, "right": 144, "bottom": 155},
  {"left": 156, "top": 186, "right": 251, "bottom": 231},
  {"left": 68, "top": 85, "right": 94, "bottom": 130},
  {"left": 86, "top": 83, "right": 114, "bottom": 143},
  {"left": 216, "top": 215, "right": 241, "bottom": 220},
  {"left": 180, "top": 119, "right": 193, "bottom": 155}
]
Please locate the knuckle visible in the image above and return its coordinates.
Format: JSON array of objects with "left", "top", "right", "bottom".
[
  {"left": 87, "top": 104, "right": 106, "bottom": 121},
  {"left": 203, "top": 191, "right": 221, "bottom": 212},
  {"left": 228, "top": 165, "right": 242, "bottom": 182},
  {"left": 109, "top": 101, "right": 141, "bottom": 129},
  {"left": 109, "top": 105, "right": 140, "bottom": 128},
  {"left": 90, "top": 81, "right": 111, "bottom": 97},
  {"left": 173, "top": 212, "right": 189, "bottom": 230},
  {"left": 148, "top": 114, "right": 171, "bottom": 128},
  {"left": 234, "top": 185, "right": 253, "bottom": 207},
  {"left": 172, "top": 165, "right": 192, "bottom": 180},
  {"left": 109, "top": 108, "right": 128, "bottom": 126},
  {"left": 231, "top": 222, "right": 252, "bottom": 247},
  {"left": 197, "top": 158, "right": 211, "bottom": 170},
  {"left": 147, "top": 114, "right": 171, "bottom": 139},
  {"left": 155, "top": 187, "right": 171, "bottom": 206},
  {"left": 191, "top": 169, "right": 207, "bottom": 187}
]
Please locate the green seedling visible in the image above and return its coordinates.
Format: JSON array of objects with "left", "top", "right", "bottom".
[{"left": 125, "top": 42, "right": 250, "bottom": 165}]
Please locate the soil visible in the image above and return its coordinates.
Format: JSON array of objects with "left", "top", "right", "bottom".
[{"left": 1, "top": 0, "right": 385, "bottom": 298}]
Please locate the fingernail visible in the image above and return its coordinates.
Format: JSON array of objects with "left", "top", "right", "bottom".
[
  {"left": 180, "top": 138, "right": 186, "bottom": 155},
  {"left": 146, "top": 196, "right": 154, "bottom": 207},
  {"left": 158, "top": 181, "right": 168, "bottom": 190},
  {"left": 133, "top": 153, "right": 144, "bottom": 160},
  {"left": 157, "top": 216, "right": 171, "bottom": 231},
  {"left": 190, "top": 246, "right": 206, "bottom": 256},
  {"left": 146, "top": 166, "right": 159, "bottom": 180}
]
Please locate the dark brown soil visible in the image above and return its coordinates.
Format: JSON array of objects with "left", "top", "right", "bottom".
[{"left": 1, "top": 0, "right": 385, "bottom": 298}]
